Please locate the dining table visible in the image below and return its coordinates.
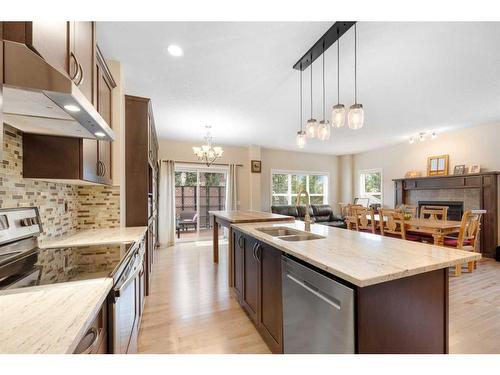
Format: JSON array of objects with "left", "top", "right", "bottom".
[{"left": 371, "top": 214, "right": 463, "bottom": 245}]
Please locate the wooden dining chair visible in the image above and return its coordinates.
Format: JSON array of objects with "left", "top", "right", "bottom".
[
  {"left": 443, "top": 209, "right": 485, "bottom": 276},
  {"left": 379, "top": 209, "right": 421, "bottom": 241},
  {"left": 420, "top": 205, "right": 448, "bottom": 221},
  {"left": 352, "top": 206, "right": 377, "bottom": 234},
  {"left": 345, "top": 204, "right": 364, "bottom": 230},
  {"left": 396, "top": 204, "right": 418, "bottom": 219}
]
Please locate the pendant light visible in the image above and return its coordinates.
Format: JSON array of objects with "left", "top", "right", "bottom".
[
  {"left": 348, "top": 23, "right": 364, "bottom": 130},
  {"left": 331, "top": 27, "right": 346, "bottom": 128},
  {"left": 296, "top": 65, "right": 307, "bottom": 148},
  {"left": 305, "top": 52, "right": 318, "bottom": 138},
  {"left": 317, "top": 43, "right": 330, "bottom": 141}
]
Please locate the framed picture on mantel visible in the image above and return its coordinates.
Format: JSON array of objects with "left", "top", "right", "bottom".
[{"left": 427, "top": 154, "right": 449, "bottom": 176}]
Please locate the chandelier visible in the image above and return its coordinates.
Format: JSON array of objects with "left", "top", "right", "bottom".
[{"left": 192, "top": 125, "right": 223, "bottom": 167}]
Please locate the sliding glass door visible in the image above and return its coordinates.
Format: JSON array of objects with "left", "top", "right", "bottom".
[{"left": 175, "top": 165, "right": 227, "bottom": 241}]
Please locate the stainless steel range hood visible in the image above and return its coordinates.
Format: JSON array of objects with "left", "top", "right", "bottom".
[{"left": 2, "top": 40, "right": 115, "bottom": 141}]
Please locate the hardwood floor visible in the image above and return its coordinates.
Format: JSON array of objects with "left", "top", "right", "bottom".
[
  {"left": 138, "top": 240, "right": 500, "bottom": 354},
  {"left": 138, "top": 240, "right": 270, "bottom": 354},
  {"left": 449, "top": 258, "right": 500, "bottom": 353}
]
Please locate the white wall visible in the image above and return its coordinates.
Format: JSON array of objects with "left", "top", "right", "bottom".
[
  {"left": 260, "top": 148, "right": 340, "bottom": 212},
  {"left": 158, "top": 138, "right": 252, "bottom": 210},
  {"left": 352, "top": 123, "right": 500, "bottom": 207}
]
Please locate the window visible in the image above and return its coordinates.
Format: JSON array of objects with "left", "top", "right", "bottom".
[
  {"left": 359, "top": 169, "right": 382, "bottom": 205},
  {"left": 271, "top": 170, "right": 328, "bottom": 206}
]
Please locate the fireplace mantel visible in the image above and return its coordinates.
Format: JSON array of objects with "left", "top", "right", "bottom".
[{"left": 393, "top": 172, "right": 499, "bottom": 258}]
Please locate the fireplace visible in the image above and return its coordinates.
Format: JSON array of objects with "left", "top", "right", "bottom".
[
  {"left": 418, "top": 201, "right": 464, "bottom": 221},
  {"left": 393, "top": 172, "right": 499, "bottom": 258}
]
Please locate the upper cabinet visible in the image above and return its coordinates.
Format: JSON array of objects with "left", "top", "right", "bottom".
[
  {"left": 69, "top": 22, "right": 95, "bottom": 104},
  {"left": 3, "top": 21, "right": 96, "bottom": 101},
  {"left": 7, "top": 20, "right": 118, "bottom": 186},
  {"left": 2, "top": 22, "right": 114, "bottom": 141},
  {"left": 3, "top": 21, "right": 70, "bottom": 77}
]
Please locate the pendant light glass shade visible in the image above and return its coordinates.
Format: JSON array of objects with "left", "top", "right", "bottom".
[
  {"left": 305, "top": 119, "right": 318, "bottom": 138},
  {"left": 317, "top": 120, "right": 330, "bottom": 140},
  {"left": 296, "top": 130, "right": 307, "bottom": 148},
  {"left": 331, "top": 104, "right": 346, "bottom": 128},
  {"left": 348, "top": 23, "right": 364, "bottom": 130},
  {"left": 348, "top": 103, "right": 364, "bottom": 130}
]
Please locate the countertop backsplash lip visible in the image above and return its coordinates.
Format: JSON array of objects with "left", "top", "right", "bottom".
[{"left": 1, "top": 124, "right": 121, "bottom": 244}]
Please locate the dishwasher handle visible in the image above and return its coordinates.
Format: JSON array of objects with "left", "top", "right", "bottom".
[{"left": 286, "top": 272, "right": 341, "bottom": 310}]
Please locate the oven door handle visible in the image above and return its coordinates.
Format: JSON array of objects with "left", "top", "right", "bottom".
[{"left": 113, "top": 258, "right": 143, "bottom": 299}]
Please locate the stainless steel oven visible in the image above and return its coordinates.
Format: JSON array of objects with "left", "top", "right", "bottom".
[{"left": 108, "top": 239, "right": 145, "bottom": 354}]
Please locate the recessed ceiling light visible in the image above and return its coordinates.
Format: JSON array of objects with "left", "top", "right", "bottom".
[
  {"left": 94, "top": 132, "right": 106, "bottom": 138},
  {"left": 64, "top": 104, "right": 80, "bottom": 112},
  {"left": 167, "top": 44, "right": 183, "bottom": 57}
]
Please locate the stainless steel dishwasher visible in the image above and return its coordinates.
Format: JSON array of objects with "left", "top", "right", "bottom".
[{"left": 282, "top": 256, "right": 355, "bottom": 353}]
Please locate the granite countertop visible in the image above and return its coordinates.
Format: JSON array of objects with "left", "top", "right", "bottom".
[
  {"left": 0, "top": 278, "right": 113, "bottom": 354},
  {"left": 209, "top": 210, "right": 294, "bottom": 223},
  {"left": 232, "top": 221, "right": 481, "bottom": 287},
  {"left": 39, "top": 226, "right": 148, "bottom": 249}
]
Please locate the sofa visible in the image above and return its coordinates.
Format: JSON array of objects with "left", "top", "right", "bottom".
[{"left": 271, "top": 204, "right": 347, "bottom": 229}]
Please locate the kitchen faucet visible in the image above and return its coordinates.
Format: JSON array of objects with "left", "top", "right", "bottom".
[{"left": 296, "top": 189, "right": 312, "bottom": 231}]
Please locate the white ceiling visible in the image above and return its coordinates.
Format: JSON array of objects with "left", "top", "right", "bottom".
[{"left": 96, "top": 22, "right": 500, "bottom": 155}]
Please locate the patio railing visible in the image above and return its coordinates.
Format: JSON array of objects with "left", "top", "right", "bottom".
[{"left": 175, "top": 186, "right": 226, "bottom": 229}]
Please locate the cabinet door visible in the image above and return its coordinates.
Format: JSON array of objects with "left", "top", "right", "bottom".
[
  {"left": 242, "top": 236, "right": 259, "bottom": 323},
  {"left": 98, "top": 141, "right": 112, "bottom": 184},
  {"left": 71, "top": 21, "right": 94, "bottom": 103},
  {"left": 97, "top": 65, "right": 112, "bottom": 125},
  {"left": 232, "top": 231, "right": 245, "bottom": 301},
  {"left": 258, "top": 243, "right": 283, "bottom": 353},
  {"left": 3, "top": 22, "right": 70, "bottom": 77},
  {"left": 82, "top": 139, "right": 99, "bottom": 183}
]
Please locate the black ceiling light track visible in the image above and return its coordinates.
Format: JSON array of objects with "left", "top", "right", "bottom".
[{"left": 293, "top": 21, "right": 356, "bottom": 71}]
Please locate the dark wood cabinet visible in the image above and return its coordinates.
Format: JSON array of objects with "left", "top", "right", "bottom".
[
  {"left": 233, "top": 231, "right": 283, "bottom": 353},
  {"left": 4, "top": 21, "right": 96, "bottom": 104},
  {"left": 20, "top": 41, "right": 116, "bottom": 186},
  {"left": 82, "top": 139, "right": 99, "bottom": 182},
  {"left": 94, "top": 46, "right": 115, "bottom": 185},
  {"left": 258, "top": 242, "right": 283, "bottom": 353},
  {"left": 125, "top": 95, "right": 159, "bottom": 296},
  {"left": 69, "top": 21, "right": 95, "bottom": 103},
  {"left": 241, "top": 236, "right": 259, "bottom": 323},
  {"left": 22, "top": 126, "right": 112, "bottom": 186},
  {"left": 232, "top": 231, "right": 245, "bottom": 300}
]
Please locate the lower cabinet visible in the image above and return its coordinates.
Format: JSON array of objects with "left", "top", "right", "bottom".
[{"left": 233, "top": 230, "right": 283, "bottom": 353}]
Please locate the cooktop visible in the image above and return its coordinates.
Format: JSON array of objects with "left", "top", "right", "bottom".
[{"left": 0, "top": 243, "right": 133, "bottom": 290}]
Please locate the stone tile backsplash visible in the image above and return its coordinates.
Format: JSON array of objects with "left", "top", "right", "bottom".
[{"left": 0, "top": 125, "right": 120, "bottom": 243}]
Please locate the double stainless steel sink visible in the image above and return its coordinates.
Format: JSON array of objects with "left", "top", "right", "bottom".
[{"left": 255, "top": 226, "right": 325, "bottom": 242}]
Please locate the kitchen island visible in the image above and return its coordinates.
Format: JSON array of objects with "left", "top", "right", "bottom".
[
  {"left": 209, "top": 210, "right": 294, "bottom": 287},
  {"left": 231, "top": 220, "right": 481, "bottom": 354}
]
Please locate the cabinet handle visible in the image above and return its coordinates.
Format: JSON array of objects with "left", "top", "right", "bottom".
[
  {"left": 102, "top": 162, "right": 107, "bottom": 177},
  {"left": 77, "top": 326, "right": 101, "bottom": 354},
  {"left": 255, "top": 244, "right": 262, "bottom": 262},
  {"left": 252, "top": 243, "right": 258, "bottom": 262},
  {"left": 97, "top": 161, "right": 102, "bottom": 177},
  {"left": 76, "top": 63, "right": 84, "bottom": 86},
  {"left": 238, "top": 236, "right": 244, "bottom": 249},
  {"left": 69, "top": 52, "right": 79, "bottom": 80}
]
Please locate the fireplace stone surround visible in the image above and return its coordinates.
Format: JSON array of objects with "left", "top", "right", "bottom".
[{"left": 394, "top": 172, "right": 499, "bottom": 258}]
